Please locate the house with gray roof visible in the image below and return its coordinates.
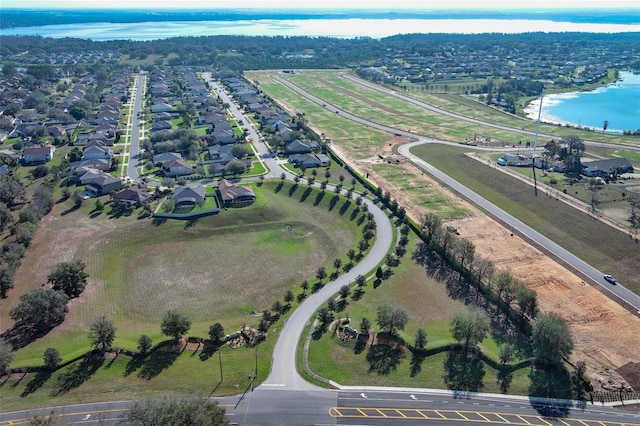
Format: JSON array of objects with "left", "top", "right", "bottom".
[{"left": 171, "top": 185, "right": 206, "bottom": 207}]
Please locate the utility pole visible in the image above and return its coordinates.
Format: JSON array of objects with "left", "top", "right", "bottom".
[{"left": 531, "top": 89, "right": 544, "bottom": 196}]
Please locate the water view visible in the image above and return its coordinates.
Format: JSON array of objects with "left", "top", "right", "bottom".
[
  {"left": 525, "top": 72, "right": 640, "bottom": 133},
  {"left": 2, "top": 18, "right": 639, "bottom": 40}
]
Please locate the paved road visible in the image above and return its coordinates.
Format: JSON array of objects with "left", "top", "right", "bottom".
[
  {"left": 3, "top": 388, "right": 638, "bottom": 425},
  {"left": 126, "top": 71, "right": 147, "bottom": 182},
  {"left": 273, "top": 74, "right": 640, "bottom": 312}
]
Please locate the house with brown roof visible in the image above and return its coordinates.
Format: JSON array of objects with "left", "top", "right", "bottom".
[
  {"left": 217, "top": 179, "right": 256, "bottom": 207},
  {"left": 113, "top": 184, "right": 153, "bottom": 206}
]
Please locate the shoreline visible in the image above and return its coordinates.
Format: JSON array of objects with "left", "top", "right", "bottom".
[{"left": 523, "top": 71, "right": 640, "bottom": 134}]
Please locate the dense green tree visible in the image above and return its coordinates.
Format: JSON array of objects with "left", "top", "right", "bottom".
[
  {"left": 515, "top": 285, "right": 538, "bottom": 319},
  {"left": 208, "top": 323, "right": 225, "bottom": 343},
  {"left": 272, "top": 300, "right": 284, "bottom": 315},
  {"left": 326, "top": 298, "right": 337, "bottom": 312},
  {"left": 283, "top": 290, "right": 294, "bottom": 305},
  {"left": 224, "top": 159, "right": 247, "bottom": 176},
  {"left": 359, "top": 317, "right": 371, "bottom": 334},
  {"left": 161, "top": 310, "right": 191, "bottom": 341},
  {"left": 317, "top": 307, "right": 333, "bottom": 325},
  {"left": 414, "top": 328, "right": 428, "bottom": 349},
  {"left": 0, "top": 202, "right": 13, "bottom": 231},
  {"left": 69, "top": 106, "right": 87, "bottom": 120},
  {"left": 48, "top": 260, "right": 89, "bottom": 298},
  {"left": 494, "top": 271, "right": 516, "bottom": 306},
  {"left": 450, "top": 308, "right": 490, "bottom": 355},
  {"left": 355, "top": 274, "right": 366, "bottom": 288},
  {"left": 499, "top": 344, "right": 514, "bottom": 365},
  {"left": 0, "top": 174, "right": 26, "bottom": 207},
  {"left": 420, "top": 212, "right": 442, "bottom": 241},
  {"left": 1, "top": 63, "right": 16, "bottom": 78},
  {"left": 43, "top": 347, "right": 62, "bottom": 369},
  {"left": 118, "top": 395, "right": 230, "bottom": 426},
  {"left": 531, "top": 312, "right": 573, "bottom": 366},
  {"left": 10, "top": 288, "right": 68, "bottom": 332},
  {"left": 15, "top": 222, "right": 36, "bottom": 246},
  {"left": 339, "top": 285, "right": 350, "bottom": 300},
  {"left": 315, "top": 266, "right": 327, "bottom": 284},
  {"left": 562, "top": 135, "right": 585, "bottom": 155},
  {"left": 89, "top": 316, "right": 116, "bottom": 352},
  {"left": 376, "top": 304, "right": 409, "bottom": 336},
  {"left": 137, "top": 335, "right": 153, "bottom": 353},
  {"left": 230, "top": 143, "right": 251, "bottom": 158},
  {"left": 0, "top": 268, "right": 15, "bottom": 298},
  {"left": 333, "top": 257, "right": 342, "bottom": 271}
]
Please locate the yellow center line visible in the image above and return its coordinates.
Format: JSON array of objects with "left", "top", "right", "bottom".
[
  {"left": 396, "top": 409, "right": 407, "bottom": 418},
  {"left": 457, "top": 411, "right": 470, "bottom": 420},
  {"left": 356, "top": 408, "right": 368, "bottom": 417},
  {"left": 417, "top": 410, "right": 430, "bottom": 419}
]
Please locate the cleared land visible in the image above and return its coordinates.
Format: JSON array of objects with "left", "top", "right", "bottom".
[{"left": 247, "top": 69, "right": 640, "bottom": 392}]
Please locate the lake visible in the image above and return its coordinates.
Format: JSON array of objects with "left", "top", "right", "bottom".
[
  {"left": 524, "top": 72, "right": 640, "bottom": 134},
  {"left": 2, "top": 18, "right": 639, "bottom": 40}
]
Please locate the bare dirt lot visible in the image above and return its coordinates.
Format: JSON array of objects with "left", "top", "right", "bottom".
[{"left": 334, "top": 135, "right": 640, "bottom": 392}]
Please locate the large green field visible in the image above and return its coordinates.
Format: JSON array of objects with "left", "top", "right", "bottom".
[
  {"left": 273, "top": 70, "right": 640, "bottom": 147},
  {"left": 0, "top": 180, "right": 370, "bottom": 410}
]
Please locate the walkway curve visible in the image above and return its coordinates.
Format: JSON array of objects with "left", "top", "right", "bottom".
[{"left": 261, "top": 191, "right": 394, "bottom": 390}]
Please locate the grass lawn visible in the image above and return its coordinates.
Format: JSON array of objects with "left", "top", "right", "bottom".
[
  {"left": 304, "top": 237, "right": 531, "bottom": 395},
  {"left": 1, "top": 180, "right": 372, "bottom": 411},
  {"left": 274, "top": 70, "right": 640, "bottom": 148},
  {"left": 0, "top": 342, "right": 270, "bottom": 412}
]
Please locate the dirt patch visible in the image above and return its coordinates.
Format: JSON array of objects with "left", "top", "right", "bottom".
[{"left": 617, "top": 362, "right": 640, "bottom": 391}]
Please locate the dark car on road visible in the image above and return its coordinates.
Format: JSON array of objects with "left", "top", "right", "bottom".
[{"left": 604, "top": 274, "right": 617, "bottom": 285}]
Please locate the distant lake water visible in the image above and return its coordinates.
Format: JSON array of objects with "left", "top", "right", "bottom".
[
  {"left": 524, "top": 72, "right": 640, "bottom": 134},
  {"left": 1, "top": 18, "right": 639, "bottom": 40}
]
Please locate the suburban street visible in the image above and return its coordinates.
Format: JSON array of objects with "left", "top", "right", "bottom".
[{"left": 125, "top": 71, "right": 147, "bottom": 181}]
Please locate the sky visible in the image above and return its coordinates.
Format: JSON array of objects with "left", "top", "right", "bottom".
[{"left": 3, "top": 0, "right": 639, "bottom": 8}]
